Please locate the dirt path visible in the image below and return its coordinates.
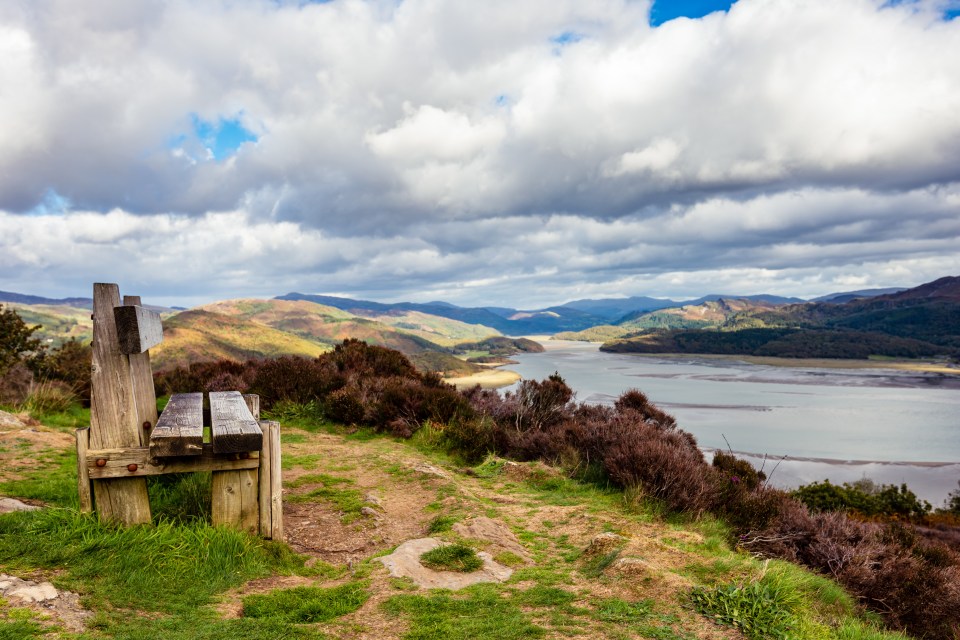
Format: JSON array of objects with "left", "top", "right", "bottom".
[{"left": 0, "top": 410, "right": 745, "bottom": 639}]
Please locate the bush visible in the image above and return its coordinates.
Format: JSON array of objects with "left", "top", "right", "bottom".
[
  {"left": 33, "top": 339, "right": 92, "bottom": 404},
  {"left": 0, "top": 361, "right": 33, "bottom": 406},
  {"left": 743, "top": 501, "right": 960, "bottom": 638},
  {"left": 793, "top": 480, "right": 932, "bottom": 520},
  {"left": 602, "top": 422, "right": 716, "bottom": 515}
]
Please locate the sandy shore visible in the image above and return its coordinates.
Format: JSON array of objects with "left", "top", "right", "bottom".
[{"left": 444, "top": 368, "right": 521, "bottom": 389}]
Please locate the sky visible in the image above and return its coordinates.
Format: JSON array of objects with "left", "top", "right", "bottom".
[{"left": 1, "top": 0, "right": 960, "bottom": 309}]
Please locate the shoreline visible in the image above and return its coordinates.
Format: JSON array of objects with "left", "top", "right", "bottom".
[{"left": 541, "top": 339, "right": 960, "bottom": 375}]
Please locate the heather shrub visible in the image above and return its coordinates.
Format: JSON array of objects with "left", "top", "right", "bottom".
[
  {"left": 442, "top": 415, "right": 503, "bottom": 464},
  {"left": 743, "top": 500, "right": 960, "bottom": 638},
  {"left": 248, "top": 356, "right": 341, "bottom": 408},
  {"left": 155, "top": 359, "right": 256, "bottom": 397},
  {"left": 0, "top": 362, "right": 33, "bottom": 406},
  {"left": 510, "top": 373, "right": 574, "bottom": 432},
  {"left": 325, "top": 385, "right": 366, "bottom": 425},
  {"left": 324, "top": 338, "right": 418, "bottom": 380},
  {"left": 601, "top": 423, "right": 717, "bottom": 515},
  {"left": 614, "top": 388, "right": 677, "bottom": 429}
]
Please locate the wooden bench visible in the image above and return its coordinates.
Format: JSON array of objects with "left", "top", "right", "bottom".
[{"left": 75, "top": 283, "right": 283, "bottom": 538}]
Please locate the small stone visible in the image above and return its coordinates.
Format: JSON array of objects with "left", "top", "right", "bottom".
[
  {"left": 377, "top": 538, "right": 512, "bottom": 589},
  {"left": 360, "top": 506, "right": 380, "bottom": 518},
  {"left": 0, "top": 497, "right": 40, "bottom": 513},
  {"left": 411, "top": 463, "right": 449, "bottom": 479},
  {"left": 364, "top": 493, "right": 383, "bottom": 507},
  {"left": 10, "top": 582, "right": 58, "bottom": 603}
]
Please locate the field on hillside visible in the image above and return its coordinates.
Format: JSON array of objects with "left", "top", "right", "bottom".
[{"left": 0, "top": 405, "right": 913, "bottom": 640}]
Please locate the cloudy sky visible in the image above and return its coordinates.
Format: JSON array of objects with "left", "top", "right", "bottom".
[{"left": 2, "top": 0, "right": 959, "bottom": 309}]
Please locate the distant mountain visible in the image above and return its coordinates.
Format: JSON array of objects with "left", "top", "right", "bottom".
[
  {"left": 0, "top": 290, "right": 92, "bottom": 308},
  {"left": 679, "top": 294, "right": 805, "bottom": 306},
  {"left": 559, "top": 296, "right": 677, "bottom": 321},
  {"left": 276, "top": 293, "right": 607, "bottom": 335},
  {"left": 601, "top": 276, "right": 960, "bottom": 358},
  {"left": 812, "top": 288, "right": 907, "bottom": 304}
]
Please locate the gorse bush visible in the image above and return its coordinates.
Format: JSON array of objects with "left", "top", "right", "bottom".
[{"left": 793, "top": 479, "right": 932, "bottom": 520}]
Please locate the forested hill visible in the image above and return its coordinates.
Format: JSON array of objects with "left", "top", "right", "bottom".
[{"left": 601, "top": 276, "right": 960, "bottom": 359}]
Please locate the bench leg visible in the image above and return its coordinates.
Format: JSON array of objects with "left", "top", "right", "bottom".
[{"left": 76, "top": 428, "right": 93, "bottom": 513}]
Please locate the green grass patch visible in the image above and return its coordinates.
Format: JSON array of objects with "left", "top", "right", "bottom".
[
  {"left": 0, "top": 509, "right": 311, "bottom": 614},
  {"left": 383, "top": 583, "right": 545, "bottom": 640},
  {"left": 426, "top": 514, "right": 461, "bottom": 534},
  {"left": 419, "top": 544, "right": 483, "bottom": 573},
  {"left": 243, "top": 581, "right": 369, "bottom": 623},
  {"left": 0, "top": 447, "right": 78, "bottom": 508},
  {"left": 285, "top": 476, "right": 366, "bottom": 522},
  {"left": 0, "top": 619, "right": 45, "bottom": 639},
  {"left": 24, "top": 403, "right": 90, "bottom": 431},
  {"left": 147, "top": 472, "right": 212, "bottom": 524},
  {"left": 592, "top": 597, "right": 654, "bottom": 623}
]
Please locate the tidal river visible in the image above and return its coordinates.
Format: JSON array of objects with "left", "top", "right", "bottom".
[{"left": 504, "top": 340, "right": 960, "bottom": 505}]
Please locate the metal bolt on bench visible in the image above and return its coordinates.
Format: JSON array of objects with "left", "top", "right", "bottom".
[{"left": 75, "top": 283, "right": 283, "bottom": 539}]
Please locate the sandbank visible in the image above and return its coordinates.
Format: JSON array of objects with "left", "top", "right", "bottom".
[{"left": 444, "top": 368, "right": 521, "bottom": 389}]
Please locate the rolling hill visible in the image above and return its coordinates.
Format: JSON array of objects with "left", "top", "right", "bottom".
[{"left": 601, "top": 276, "right": 960, "bottom": 359}]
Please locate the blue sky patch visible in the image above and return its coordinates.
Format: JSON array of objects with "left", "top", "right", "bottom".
[
  {"left": 551, "top": 31, "right": 583, "bottom": 46},
  {"left": 649, "top": 0, "right": 737, "bottom": 26},
  {"left": 189, "top": 114, "right": 258, "bottom": 161},
  {"left": 25, "top": 189, "right": 71, "bottom": 216}
]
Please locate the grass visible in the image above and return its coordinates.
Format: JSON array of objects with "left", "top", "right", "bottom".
[
  {"left": 419, "top": 544, "right": 483, "bottom": 573},
  {"left": 0, "top": 509, "right": 313, "bottom": 614},
  {"left": 690, "top": 560, "right": 908, "bottom": 640},
  {"left": 0, "top": 447, "right": 78, "bottom": 509},
  {"left": 284, "top": 474, "right": 368, "bottom": 523},
  {"left": 383, "top": 583, "right": 546, "bottom": 640},
  {"left": 243, "top": 582, "right": 369, "bottom": 623}
]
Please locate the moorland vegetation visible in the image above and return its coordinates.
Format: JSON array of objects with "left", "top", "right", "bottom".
[{"left": 2, "top": 303, "right": 960, "bottom": 638}]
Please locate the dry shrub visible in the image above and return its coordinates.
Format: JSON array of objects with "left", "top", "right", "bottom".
[
  {"left": 0, "top": 362, "right": 33, "bottom": 406},
  {"left": 248, "top": 356, "right": 341, "bottom": 408},
  {"left": 325, "top": 385, "right": 366, "bottom": 425},
  {"left": 602, "top": 422, "right": 716, "bottom": 515},
  {"left": 744, "top": 501, "right": 960, "bottom": 638},
  {"left": 22, "top": 380, "right": 77, "bottom": 414}
]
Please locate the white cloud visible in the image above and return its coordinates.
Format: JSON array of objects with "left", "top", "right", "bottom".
[{"left": 1, "top": 0, "right": 959, "bottom": 306}]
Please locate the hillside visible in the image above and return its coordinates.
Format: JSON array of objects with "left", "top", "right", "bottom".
[
  {"left": 3, "top": 303, "right": 94, "bottom": 347},
  {"left": 195, "top": 299, "right": 492, "bottom": 376},
  {"left": 150, "top": 309, "right": 330, "bottom": 371},
  {"left": 555, "top": 298, "right": 784, "bottom": 342},
  {"left": 601, "top": 276, "right": 960, "bottom": 360},
  {"left": 277, "top": 292, "right": 608, "bottom": 335}
]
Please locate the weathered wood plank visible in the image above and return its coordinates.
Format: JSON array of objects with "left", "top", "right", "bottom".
[
  {"left": 76, "top": 428, "right": 93, "bottom": 513},
  {"left": 210, "top": 391, "right": 263, "bottom": 454},
  {"left": 242, "top": 394, "right": 260, "bottom": 421},
  {"left": 212, "top": 469, "right": 259, "bottom": 533},
  {"left": 258, "top": 421, "right": 273, "bottom": 537},
  {"left": 150, "top": 392, "right": 204, "bottom": 457},
  {"left": 260, "top": 421, "right": 284, "bottom": 541},
  {"left": 123, "top": 296, "right": 158, "bottom": 446},
  {"left": 86, "top": 445, "right": 258, "bottom": 479},
  {"left": 113, "top": 304, "right": 163, "bottom": 354},
  {"left": 89, "top": 283, "right": 151, "bottom": 524}
]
